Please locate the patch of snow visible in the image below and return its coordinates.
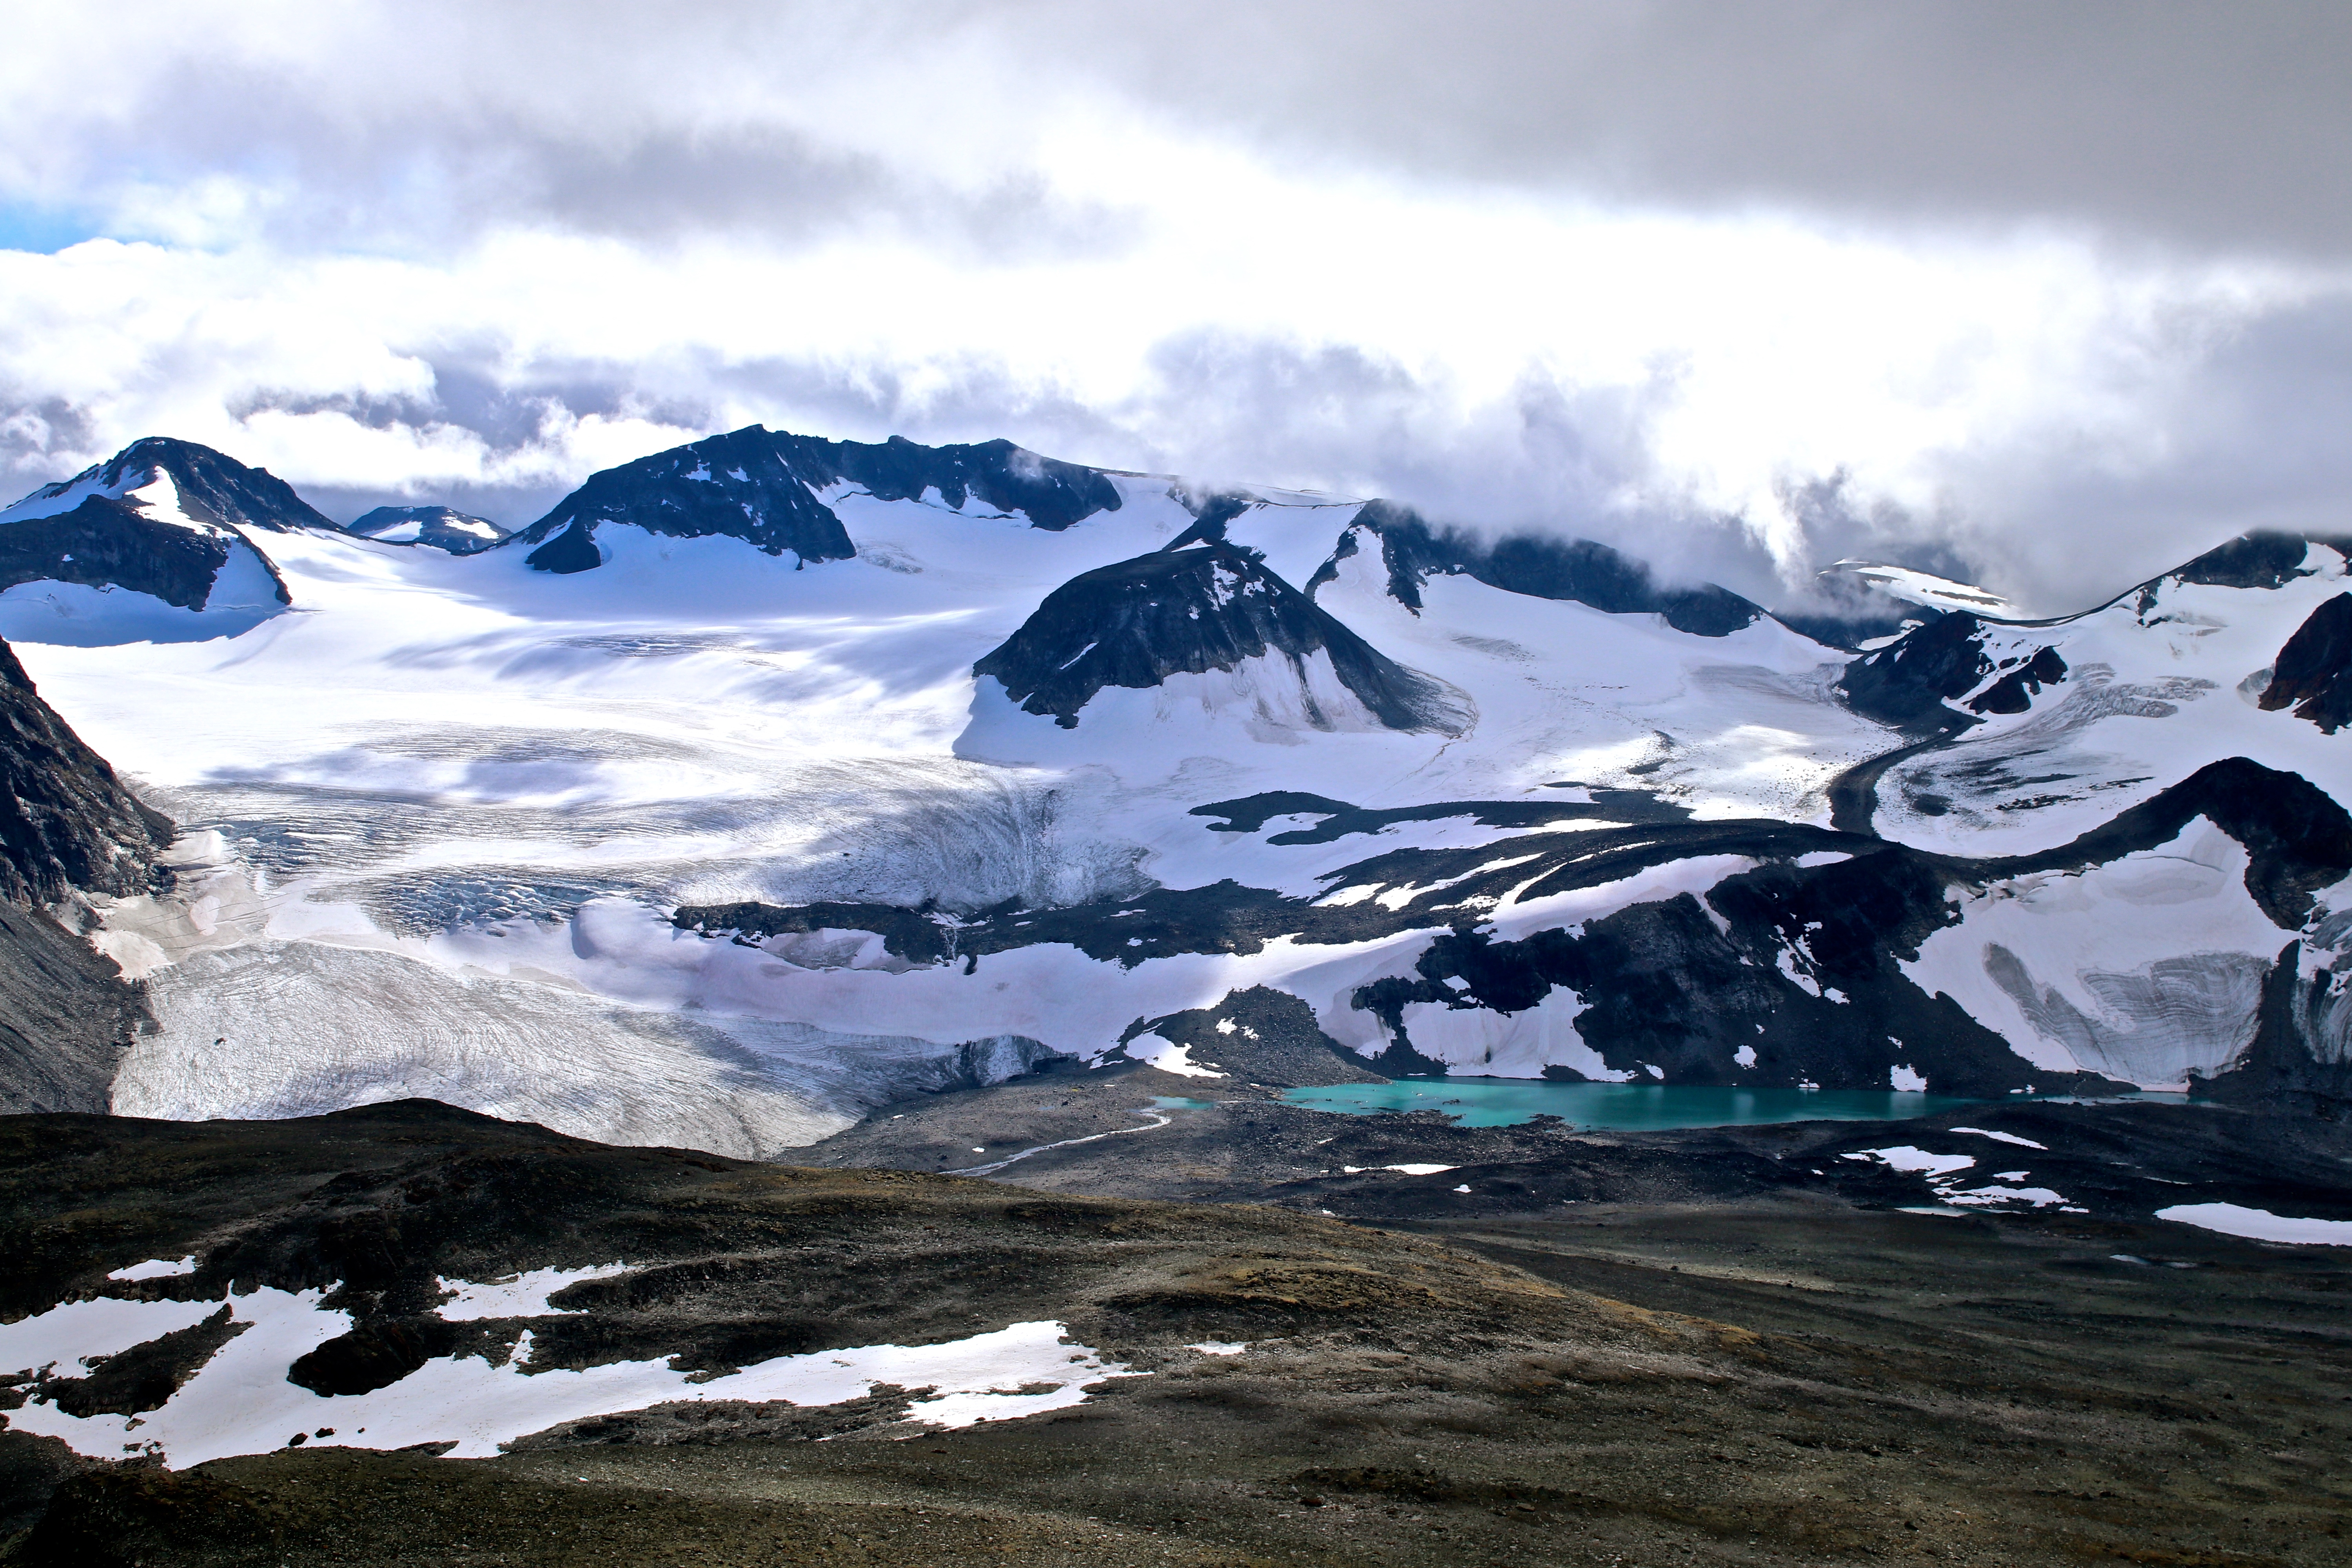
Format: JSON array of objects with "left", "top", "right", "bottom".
[
  {"left": 1187, "top": 1341, "right": 1248, "bottom": 1356},
  {"left": 434, "top": 1263, "right": 635, "bottom": 1321},
  {"left": 1842, "top": 1147, "right": 1977, "bottom": 1178},
  {"left": 1901, "top": 819, "right": 2287, "bottom": 1087},
  {"left": 0, "top": 1294, "right": 223, "bottom": 1379},
  {"left": 2155, "top": 1203, "right": 2352, "bottom": 1246},
  {"left": 1948, "top": 1127, "right": 2046, "bottom": 1149},
  {"left": 2, "top": 1283, "right": 1139, "bottom": 1468},
  {"left": 107, "top": 1256, "right": 198, "bottom": 1282},
  {"left": 1888, "top": 1065, "right": 1927, "bottom": 1093},
  {"left": 1122, "top": 1031, "right": 1225, "bottom": 1078},
  {"left": 1942, "top": 1185, "right": 2067, "bottom": 1208}
]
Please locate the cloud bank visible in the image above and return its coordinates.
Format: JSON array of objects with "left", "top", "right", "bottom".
[{"left": 1, "top": 2, "right": 2347, "bottom": 613}]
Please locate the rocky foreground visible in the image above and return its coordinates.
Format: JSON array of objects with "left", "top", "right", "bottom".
[{"left": 3, "top": 1099, "right": 2349, "bottom": 1567}]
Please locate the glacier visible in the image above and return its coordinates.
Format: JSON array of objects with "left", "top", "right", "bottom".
[{"left": 6, "top": 427, "right": 2350, "bottom": 1151}]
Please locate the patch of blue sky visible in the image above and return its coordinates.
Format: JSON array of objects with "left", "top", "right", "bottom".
[{"left": 0, "top": 203, "right": 103, "bottom": 255}]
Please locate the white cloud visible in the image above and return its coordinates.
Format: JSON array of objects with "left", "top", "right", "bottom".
[{"left": 0, "top": 4, "right": 2347, "bottom": 613}]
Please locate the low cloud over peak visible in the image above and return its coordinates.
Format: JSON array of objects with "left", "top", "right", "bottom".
[{"left": 0, "top": 3, "right": 2345, "bottom": 617}]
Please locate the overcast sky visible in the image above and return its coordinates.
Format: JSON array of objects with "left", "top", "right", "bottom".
[{"left": 2, "top": 1, "right": 2347, "bottom": 612}]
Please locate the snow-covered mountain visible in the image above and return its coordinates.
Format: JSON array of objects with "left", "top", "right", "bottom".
[
  {"left": 7, "top": 429, "right": 2352, "bottom": 1153},
  {"left": 964, "top": 540, "right": 1473, "bottom": 746},
  {"left": 0, "top": 437, "right": 306, "bottom": 645},
  {"left": 506, "top": 425, "right": 1125, "bottom": 573},
  {"left": 347, "top": 505, "right": 510, "bottom": 554},
  {"left": 1848, "top": 530, "right": 2352, "bottom": 848}
]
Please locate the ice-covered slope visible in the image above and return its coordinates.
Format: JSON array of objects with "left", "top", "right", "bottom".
[
  {"left": 1844, "top": 532, "right": 2352, "bottom": 855},
  {"left": 12, "top": 425, "right": 2352, "bottom": 1147},
  {"left": 0, "top": 438, "right": 305, "bottom": 644},
  {"left": 348, "top": 505, "right": 510, "bottom": 555}
]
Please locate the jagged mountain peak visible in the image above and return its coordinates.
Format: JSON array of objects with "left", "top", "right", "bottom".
[
  {"left": 0, "top": 436, "right": 300, "bottom": 643},
  {"left": 348, "top": 505, "right": 511, "bottom": 555},
  {"left": 2163, "top": 529, "right": 2352, "bottom": 594},
  {"left": 1314, "top": 499, "right": 1764, "bottom": 638},
  {"left": 3, "top": 436, "right": 336, "bottom": 535},
  {"left": 971, "top": 540, "right": 1471, "bottom": 735},
  {"left": 509, "top": 425, "right": 1126, "bottom": 575}
]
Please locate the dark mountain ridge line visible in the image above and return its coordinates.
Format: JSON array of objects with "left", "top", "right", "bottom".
[
  {"left": 0, "top": 436, "right": 309, "bottom": 613},
  {"left": 971, "top": 540, "right": 1471, "bottom": 734},
  {"left": 4, "top": 437, "right": 337, "bottom": 537},
  {"left": 508, "top": 424, "right": 1124, "bottom": 574},
  {"left": 0, "top": 499, "right": 265, "bottom": 612},
  {"left": 1188, "top": 787, "right": 1693, "bottom": 844},
  {"left": 676, "top": 759, "right": 2348, "bottom": 1104},
  {"left": 1831, "top": 527, "right": 2352, "bottom": 736},
  {"left": 1314, "top": 499, "right": 1767, "bottom": 637}
]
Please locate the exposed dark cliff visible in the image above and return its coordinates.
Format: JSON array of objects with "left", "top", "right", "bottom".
[
  {"left": 0, "top": 641, "right": 172, "bottom": 905},
  {"left": 1319, "top": 501, "right": 1763, "bottom": 637},
  {"left": 973, "top": 542, "right": 1470, "bottom": 733},
  {"left": 2259, "top": 592, "right": 2352, "bottom": 733},
  {"left": 511, "top": 425, "right": 1125, "bottom": 574},
  {"left": 5, "top": 437, "right": 337, "bottom": 535},
  {"left": 2166, "top": 529, "right": 2352, "bottom": 592},
  {"left": 0, "top": 637, "right": 167, "bottom": 1113},
  {"left": 0, "top": 437, "right": 309, "bottom": 611},
  {"left": 682, "top": 759, "right": 2352, "bottom": 1109},
  {"left": 1835, "top": 613, "right": 2068, "bottom": 731},
  {"left": 0, "top": 498, "right": 248, "bottom": 610}
]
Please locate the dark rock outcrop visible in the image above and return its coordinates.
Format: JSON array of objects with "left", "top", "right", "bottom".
[
  {"left": 1964, "top": 645, "right": 2068, "bottom": 715},
  {"left": 0, "top": 641, "right": 171, "bottom": 905},
  {"left": 0, "top": 497, "right": 254, "bottom": 610},
  {"left": 2259, "top": 592, "right": 2352, "bottom": 733},
  {"left": 0, "top": 437, "right": 307, "bottom": 612},
  {"left": 0, "top": 638, "right": 167, "bottom": 1114},
  {"left": 0, "top": 899, "right": 153, "bottom": 1116},
  {"left": 5, "top": 437, "right": 336, "bottom": 535},
  {"left": 1836, "top": 614, "right": 2069, "bottom": 731},
  {"left": 1118, "top": 986, "right": 1389, "bottom": 1087},
  {"left": 2196, "top": 941, "right": 2352, "bottom": 1120},
  {"left": 347, "top": 505, "right": 510, "bottom": 555},
  {"left": 672, "top": 900, "right": 954, "bottom": 964},
  {"left": 522, "top": 519, "right": 604, "bottom": 575},
  {"left": 1320, "top": 501, "right": 1763, "bottom": 637},
  {"left": 1835, "top": 612, "right": 1994, "bottom": 731},
  {"left": 684, "top": 760, "right": 2352, "bottom": 1107},
  {"left": 816, "top": 432, "right": 1122, "bottom": 531},
  {"left": 2169, "top": 530, "right": 2352, "bottom": 592},
  {"left": 509, "top": 425, "right": 1124, "bottom": 573},
  {"left": 973, "top": 542, "right": 1470, "bottom": 733}
]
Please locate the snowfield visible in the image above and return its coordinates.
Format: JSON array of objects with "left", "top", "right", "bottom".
[
  {"left": 10, "top": 433, "right": 2352, "bottom": 1147},
  {"left": 0, "top": 1266, "right": 1139, "bottom": 1467}
]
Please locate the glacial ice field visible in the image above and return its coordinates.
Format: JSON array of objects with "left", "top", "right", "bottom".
[{"left": 9, "top": 438, "right": 2352, "bottom": 1149}]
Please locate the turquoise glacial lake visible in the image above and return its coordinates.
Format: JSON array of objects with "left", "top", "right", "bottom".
[{"left": 1278, "top": 1078, "right": 1993, "bottom": 1130}]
